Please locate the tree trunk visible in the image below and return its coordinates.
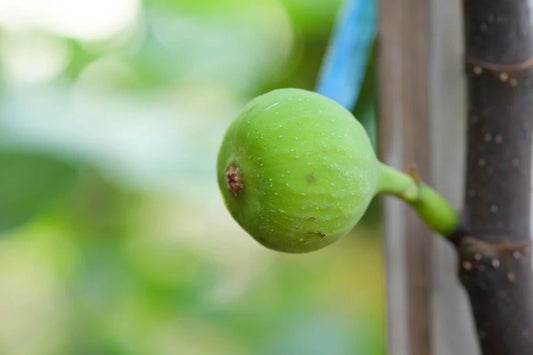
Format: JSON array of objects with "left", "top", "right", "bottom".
[{"left": 455, "top": 0, "right": 533, "bottom": 353}]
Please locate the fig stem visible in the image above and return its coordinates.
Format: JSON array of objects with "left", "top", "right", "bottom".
[{"left": 376, "top": 162, "right": 460, "bottom": 237}]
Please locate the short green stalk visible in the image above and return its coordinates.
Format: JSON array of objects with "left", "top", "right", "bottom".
[{"left": 377, "top": 162, "right": 459, "bottom": 236}]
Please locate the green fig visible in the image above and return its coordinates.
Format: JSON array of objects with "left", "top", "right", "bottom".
[
  {"left": 217, "top": 88, "right": 378, "bottom": 252},
  {"left": 217, "top": 88, "right": 459, "bottom": 253}
]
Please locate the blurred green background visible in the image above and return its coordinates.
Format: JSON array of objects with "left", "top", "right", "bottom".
[{"left": 0, "top": 0, "right": 385, "bottom": 354}]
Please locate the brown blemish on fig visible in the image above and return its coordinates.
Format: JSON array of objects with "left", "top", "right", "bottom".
[
  {"left": 307, "top": 173, "right": 315, "bottom": 183},
  {"left": 306, "top": 231, "right": 326, "bottom": 238},
  {"left": 225, "top": 163, "right": 243, "bottom": 196},
  {"left": 308, "top": 217, "right": 316, "bottom": 221}
]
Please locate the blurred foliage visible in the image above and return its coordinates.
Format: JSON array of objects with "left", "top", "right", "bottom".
[
  {"left": 0, "top": 151, "right": 78, "bottom": 230},
  {"left": 0, "top": 0, "right": 384, "bottom": 354}
]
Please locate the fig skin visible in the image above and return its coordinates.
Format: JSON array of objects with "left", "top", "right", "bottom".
[{"left": 217, "top": 88, "right": 378, "bottom": 253}]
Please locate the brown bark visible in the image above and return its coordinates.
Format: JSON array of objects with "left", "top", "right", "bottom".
[{"left": 454, "top": 0, "right": 533, "bottom": 353}]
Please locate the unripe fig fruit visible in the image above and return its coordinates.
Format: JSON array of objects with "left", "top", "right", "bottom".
[{"left": 217, "top": 88, "right": 378, "bottom": 253}]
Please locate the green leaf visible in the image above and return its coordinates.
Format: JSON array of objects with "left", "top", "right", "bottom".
[{"left": 0, "top": 150, "right": 78, "bottom": 231}]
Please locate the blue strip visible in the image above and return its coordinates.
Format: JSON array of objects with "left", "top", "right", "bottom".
[{"left": 316, "top": 0, "right": 377, "bottom": 110}]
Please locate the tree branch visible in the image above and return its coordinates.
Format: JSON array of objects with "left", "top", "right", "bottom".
[{"left": 456, "top": 0, "right": 533, "bottom": 353}]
